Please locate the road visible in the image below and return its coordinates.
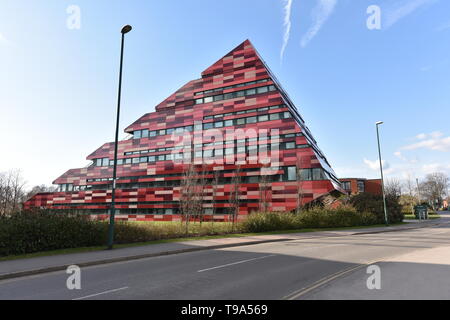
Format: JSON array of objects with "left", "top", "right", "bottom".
[{"left": 1, "top": 214, "right": 450, "bottom": 300}]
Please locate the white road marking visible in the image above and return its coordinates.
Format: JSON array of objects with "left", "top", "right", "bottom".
[
  {"left": 197, "top": 255, "right": 276, "bottom": 273},
  {"left": 72, "top": 286, "right": 129, "bottom": 300}
]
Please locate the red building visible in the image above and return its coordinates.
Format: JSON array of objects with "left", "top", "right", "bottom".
[
  {"left": 25, "top": 40, "right": 345, "bottom": 221},
  {"left": 339, "top": 178, "right": 382, "bottom": 196}
]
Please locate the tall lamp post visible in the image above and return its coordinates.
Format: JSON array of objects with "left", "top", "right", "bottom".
[
  {"left": 107, "top": 25, "right": 132, "bottom": 250},
  {"left": 376, "top": 121, "right": 389, "bottom": 226}
]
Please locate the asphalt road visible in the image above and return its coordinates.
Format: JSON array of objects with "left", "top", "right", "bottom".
[{"left": 1, "top": 214, "right": 450, "bottom": 300}]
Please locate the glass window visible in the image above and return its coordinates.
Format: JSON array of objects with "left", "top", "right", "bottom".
[
  {"left": 283, "top": 112, "right": 292, "bottom": 119},
  {"left": 149, "top": 131, "right": 157, "bottom": 137},
  {"left": 299, "top": 169, "right": 312, "bottom": 181},
  {"left": 246, "top": 116, "right": 257, "bottom": 124},
  {"left": 214, "top": 95, "right": 224, "bottom": 102},
  {"left": 287, "top": 167, "right": 297, "bottom": 181},
  {"left": 95, "top": 159, "right": 102, "bottom": 166},
  {"left": 132, "top": 157, "right": 139, "bottom": 164},
  {"left": 258, "top": 114, "right": 269, "bottom": 122},
  {"left": 269, "top": 85, "right": 276, "bottom": 91},
  {"left": 236, "top": 118, "right": 246, "bottom": 125},
  {"left": 204, "top": 150, "right": 213, "bottom": 157},
  {"left": 204, "top": 96, "right": 213, "bottom": 103},
  {"left": 237, "top": 146, "right": 246, "bottom": 154},
  {"left": 102, "top": 158, "right": 109, "bottom": 167},
  {"left": 195, "top": 98, "right": 203, "bottom": 104},
  {"left": 203, "top": 123, "right": 214, "bottom": 130},
  {"left": 269, "top": 113, "right": 280, "bottom": 120},
  {"left": 312, "top": 168, "right": 325, "bottom": 180},
  {"left": 141, "top": 129, "right": 148, "bottom": 138},
  {"left": 224, "top": 93, "right": 234, "bottom": 100},
  {"left": 125, "top": 158, "right": 132, "bottom": 164},
  {"left": 159, "top": 129, "right": 166, "bottom": 136},
  {"left": 224, "top": 120, "right": 233, "bottom": 127},
  {"left": 342, "top": 181, "right": 351, "bottom": 191},
  {"left": 148, "top": 156, "right": 156, "bottom": 162},
  {"left": 357, "top": 181, "right": 365, "bottom": 193},
  {"left": 157, "top": 155, "right": 165, "bottom": 161},
  {"left": 246, "top": 109, "right": 257, "bottom": 114},
  {"left": 257, "top": 86, "right": 268, "bottom": 94},
  {"left": 236, "top": 90, "right": 245, "bottom": 97},
  {"left": 285, "top": 142, "right": 296, "bottom": 149},
  {"left": 246, "top": 88, "right": 256, "bottom": 95},
  {"left": 214, "top": 121, "right": 223, "bottom": 128},
  {"left": 117, "top": 159, "right": 124, "bottom": 165},
  {"left": 140, "top": 157, "right": 147, "bottom": 163},
  {"left": 215, "top": 148, "right": 223, "bottom": 156},
  {"left": 134, "top": 130, "right": 141, "bottom": 139}
]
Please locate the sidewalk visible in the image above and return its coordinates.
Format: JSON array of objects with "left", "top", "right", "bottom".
[{"left": 0, "top": 218, "right": 446, "bottom": 281}]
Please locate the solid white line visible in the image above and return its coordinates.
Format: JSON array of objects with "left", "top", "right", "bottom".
[
  {"left": 197, "top": 255, "right": 276, "bottom": 273},
  {"left": 72, "top": 286, "right": 129, "bottom": 300}
]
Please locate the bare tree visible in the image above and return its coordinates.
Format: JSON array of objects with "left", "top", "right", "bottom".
[
  {"left": 296, "top": 167, "right": 305, "bottom": 214},
  {"left": 420, "top": 172, "right": 450, "bottom": 210},
  {"left": 211, "top": 170, "right": 221, "bottom": 225},
  {"left": 259, "top": 164, "right": 270, "bottom": 213},
  {"left": 0, "top": 169, "right": 27, "bottom": 216},
  {"left": 179, "top": 164, "right": 198, "bottom": 234},
  {"left": 385, "top": 178, "right": 402, "bottom": 198},
  {"left": 229, "top": 165, "right": 241, "bottom": 232}
]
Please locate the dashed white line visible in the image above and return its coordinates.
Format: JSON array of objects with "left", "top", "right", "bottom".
[
  {"left": 197, "top": 255, "right": 276, "bottom": 273},
  {"left": 72, "top": 286, "right": 129, "bottom": 300}
]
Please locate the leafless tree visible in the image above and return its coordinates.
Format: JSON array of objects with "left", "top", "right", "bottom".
[
  {"left": 385, "top": 178, "right": 402, "bottom": 198},
  {"left": 0, "top": 169, "right": 27, "bottom": 216},
  {"left": 420, "top": 172, "right": 450, "bottom": 210},
  {"left": 229, "top": 165, "right": 241, "bottom": 232},
  {"left": 179, "top": 164, "right": 198, "bottom": 234},
  {"left": 259, "top": 164, "right": 270, "bottom": 213},
  {"left": 211, "top": 170, "right": 221, "bottom": 226}
]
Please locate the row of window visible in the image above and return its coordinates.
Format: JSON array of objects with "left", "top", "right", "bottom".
[
  {"left": 194, "top": 79, "right": 270, "bottom": 96},
  {"left": 194, "top": 84, "right": 277, "bottom": 105},
  {"left": 204, "top": 104, "right": 286, "bottom": 120},
  {"left": 203, "top": 111, "right": 292, "bottom": 130},
  {"left": 123, "top": 132, "right": 304, "bottom": 158},
  {"left": 58, "top": 167, "right": 332, "bottom": 192},
  {"left": 94, "top": 142, "right": 309, "bottom": 168}
]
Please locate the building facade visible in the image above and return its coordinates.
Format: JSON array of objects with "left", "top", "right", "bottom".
[
  {"left": 339, "top": 178, "right": 382, "bottom": 196},
  {"left": 24, "top": 40, "right": 345, "bottom": 221}
]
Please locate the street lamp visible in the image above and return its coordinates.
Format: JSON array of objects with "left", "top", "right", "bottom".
[
  {"left": 107, "top": 25, "right": 132, "bottom": 250},
  {"left": 376, "top": 121, "right": 389, "bottom": 226}
]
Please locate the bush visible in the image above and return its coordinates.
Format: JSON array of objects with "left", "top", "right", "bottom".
[
  {"left": 0, "top": 210, "right": 107, "bottom": 256},
  {"left": 350, "top": 193, "right": 404, "bottom": 224},
  {"left": 241, "top": 206, "right": 378, "bottom": 233}
]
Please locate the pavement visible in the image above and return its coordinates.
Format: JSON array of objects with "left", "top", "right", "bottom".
[{"left": 0, "top": 213, "right": 449, "bottom": 300}]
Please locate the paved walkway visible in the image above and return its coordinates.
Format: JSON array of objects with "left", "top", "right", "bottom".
[{"left": 0, "top": 217, "right": 446, "bottom": 280}]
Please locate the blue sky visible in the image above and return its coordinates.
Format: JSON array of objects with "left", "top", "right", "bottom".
[{"left": 0, "top": 0, "right": 449, "bottom": 188}]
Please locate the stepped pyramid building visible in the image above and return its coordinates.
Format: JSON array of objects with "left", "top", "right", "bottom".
[{"left": 25, "top": 40, "right": 345, "bottom": 221}]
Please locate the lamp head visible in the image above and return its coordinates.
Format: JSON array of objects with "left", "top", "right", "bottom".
[
  {"left": 121, "top": 25, "right": 132, "bottom": 34},
  {"left": 376, "top": 121, "right": 384, "bottom": 126}
]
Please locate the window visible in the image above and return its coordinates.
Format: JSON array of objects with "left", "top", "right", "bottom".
[
  {"left": 342, "top": 181, "right": 351, "bottom": 191},
  {"left": 236, "top": 118, "right": 245, "bottom": 125},
  {"left": 134, "top": 130, "right": 141, "bottom": 139},
  {"left": 203, "top": 123, "right": 214, "bottom": 130},
  {"left": 203, "top": 150, "right": 213, "bottom": 157},
  {"left": 204, "top": 96, "right": 213, "bottom": 103},
  {"left": 257, "top": 86, "right": 268, "bottom": 94},
  {"left": 258, "top": 114, "right": 269, "bottom": 122},
  {"left": 157, "top": 155, "right": 165, "bottom": 161},
  {"left": 299, "top": 169, "right": 312, "bottom": 181},
  {"left": 132, "top": 157, "right": 139, "bottom": 164},
  {"left": 287, "top": 167, "right": 297, "bottom": 181},
  {"left": 140, "top": 157, "right": 147, "bottom": 163},
  {"left": 125, "top": 158, "right": 132, "bottom": 164},
  {"left": 102, "top": 158, "right": 109, "bottom": 167},
  {"left": 225, "top": 148, "right": 234, "bottom": 155},
  {"left": 246, "top": 116, "right": 257, "bottom": 124},
  {"left": 246, "top": 88, "right": 256, "bottom": 95},
  {"left": 214, "top": 121, "right": 223, "bottom": 128},
  {"left": 214, "top": 95, "right": 223, "bottom": 102},
  {"left": 312, "top": 168, "right": 326, "bottom": 180},
  {"left": 283, "top": 112, "right": 292, "bottom": 118},
  {"left": 269, "top": 113, "right": 280, "bottom": 121},
  {"left": 95, "top": 159, "right": 102, "bottom": 167},
  {"left": 224, "top": 120, "right": 233, "bottom": 127},
  {"left": 357, "top": 181, "right": 365, "bottom": 193},
  {"left": 159, "top": 129, "right": 166, "bottom": 136},
  {"left": 149, "top": 131, "right": 157, "bottom": 137},
  {"left": 285, "top": 142, "right": 296, "bottom": 149}
]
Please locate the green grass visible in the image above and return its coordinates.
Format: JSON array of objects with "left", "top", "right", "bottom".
[
  {"left": 404, "top": 214, "right": 441, "bottom": 220},
  {"left": 0, "top": 222, "right": 408, "bottom": 262}
]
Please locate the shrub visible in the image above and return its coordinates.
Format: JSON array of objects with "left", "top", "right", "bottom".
[
  {"left": 241, "top": 206, "right": 378, "bottom": 233},
  {"left": 350, "top": 193, "right": 404, "bottom": 224}
]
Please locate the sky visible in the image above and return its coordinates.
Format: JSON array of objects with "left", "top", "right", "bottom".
[{"left": 0, "top": 0, "right": 449, "bottom": 189}]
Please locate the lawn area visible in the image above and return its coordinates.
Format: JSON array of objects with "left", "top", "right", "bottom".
[{"left": 404, "top": 214, "right": 441, "bottom": 220}]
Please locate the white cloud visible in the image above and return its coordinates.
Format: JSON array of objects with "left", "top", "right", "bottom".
[
  {"left": 384, "top": 0, "right": 438, "bottom": 29},
  {"left": 300, "top": 0, "right": 337, "bottom": 47},
  {"left": 422, "top": 163, "right": 450, "bottom": 174},
  {"left": 280, "top": 0, "right": 293, "bottom": 62},
  {"left": 364, "top": 158, "right": 389, "bottom": 171},
  {"left": 402, "top": 131, "right": 450, "bottom": 152}
]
